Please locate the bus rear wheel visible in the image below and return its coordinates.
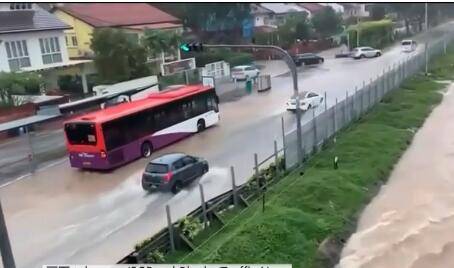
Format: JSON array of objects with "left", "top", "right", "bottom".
[
  {"left": 141, "top": 142, "right": 152, "bottom": 158},
  {"left": 197, "top": 119, "right": 206, "bottom": 132}
]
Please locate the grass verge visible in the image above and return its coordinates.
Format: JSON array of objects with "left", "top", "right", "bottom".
[{"left": 169, "top": 56, "right": 451, "bottom": 266}]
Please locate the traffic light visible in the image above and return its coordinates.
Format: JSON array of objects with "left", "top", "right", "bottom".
[{"left": 180, "top": 42, "right": 204, "bottom": 53}]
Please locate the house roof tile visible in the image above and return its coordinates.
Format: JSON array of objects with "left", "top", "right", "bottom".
[{"left": 57, "top": 3, "right": 180, "bottom": 28}]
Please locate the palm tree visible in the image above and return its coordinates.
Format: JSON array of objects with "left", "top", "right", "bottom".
[{"left": 142, "top": 30, "right": 182, "bottom": 64}]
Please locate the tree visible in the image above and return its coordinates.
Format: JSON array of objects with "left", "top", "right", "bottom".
[
  {"left": 0, "top": 72, "right": 43, "bottom": 107},
  {"left": 311, "top": 7, "right": 343, "bottom": 38},
  {"left": 370, "top": 5, "right": 386, "bottom": 20},
  {"left": 156, "top": 3, "right": 250, "bottom": 31},
  {"left": 141, "top": 29, "right": 181, "bottom": 64},
  {"left": 91, "top": 28, "right": 150, "bottom": 84},
  {"left": 277, "top": 13, "right": 312, "bottom": 49}
]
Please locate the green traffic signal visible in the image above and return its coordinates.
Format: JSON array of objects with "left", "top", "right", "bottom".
[{"left": 180, "top": 44, "right": 190, "bottom": 52}]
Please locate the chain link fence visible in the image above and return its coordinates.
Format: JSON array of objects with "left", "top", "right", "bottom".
[{"left": 285, "top": 34, "right": 454, "bottom": 169}]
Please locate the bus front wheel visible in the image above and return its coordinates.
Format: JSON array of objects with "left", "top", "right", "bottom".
[
  {"left": 141, "top": 142, "right": 153, "bottom": 158},
  {"left": 197, "top": 119, "right": 206, "bottom": 132}
]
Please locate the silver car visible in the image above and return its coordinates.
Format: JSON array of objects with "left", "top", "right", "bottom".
[
  {"left": 352, "top": 47, "right": 382, "bottom": 59},
  {"left": 142, "top": 153, "right": 209, "bottom": 193}
]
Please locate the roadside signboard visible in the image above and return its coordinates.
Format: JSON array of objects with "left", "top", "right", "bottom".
[
  {"left": 202, "top": 76, "right": 215, "bottom": 88},
  {"left": 161, "top": 58, "right": 196, "bottom": 76}
]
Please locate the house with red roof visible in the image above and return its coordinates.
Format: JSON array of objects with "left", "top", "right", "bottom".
[{"left": 52, "top": 3, "right": 182, "bottom": 59}]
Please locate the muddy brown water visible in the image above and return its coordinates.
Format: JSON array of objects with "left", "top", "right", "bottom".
[{"left": 338, "top": 84, "right": 454, "bottom": 268}]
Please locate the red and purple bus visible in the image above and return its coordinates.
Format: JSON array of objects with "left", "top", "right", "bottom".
[{"left": 63, "top": 84, "right": 219, "bottom": 169}]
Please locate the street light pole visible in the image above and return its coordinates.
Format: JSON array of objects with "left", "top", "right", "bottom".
[
  {"left": 425, "top": 3, "right": 429, "bottom": 74},
  {"left": 357, "top": 17, "right": 360, "bottom": 47},
  {"left": 0, "top": 200, "right": 15, "bottom": 268},
  {"left": 204, "top": 44, "right": 304, "bottom": 164},
  {"left": 425, "top": 3, "right": 428, "bottom": 31}
]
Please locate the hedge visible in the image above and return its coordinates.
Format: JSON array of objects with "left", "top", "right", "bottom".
[
  {"left": 347, "top": 19, "right": 394, "bottom": 49},
  {"left": 185, "top": 50, "right": 254, "bottom": 68}
]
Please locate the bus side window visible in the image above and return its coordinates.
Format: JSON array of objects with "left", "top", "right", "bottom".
[
  {"left": 182, "top": 100, "right": 192, "bottom": 120},
  {"left": 207, "top": 94, "right": 219, "bottom": 112}
]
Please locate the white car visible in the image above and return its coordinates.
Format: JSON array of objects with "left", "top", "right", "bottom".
[
  {"left": 286, "top": 91, "right": 324, "bottom": 111},
  {"left": 352, "top": 47, "right": 382, "bottom": 59},
  {"left": 231, "top": 65, "right": 260, "bottom": 80},
  {"left": 401, "top": 40, "right": 417, "bottom": 52}
]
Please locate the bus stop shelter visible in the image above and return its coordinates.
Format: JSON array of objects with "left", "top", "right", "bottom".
[{"left": 0, "top": 112, "right": 62, "bottom": 172}]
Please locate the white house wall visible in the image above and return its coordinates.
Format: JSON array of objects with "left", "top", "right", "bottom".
[{"left": 0, "top": 29, "right": 69, "bottom": 72}]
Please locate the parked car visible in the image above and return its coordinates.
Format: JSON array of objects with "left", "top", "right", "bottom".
[
  {"left": 351, "top": 47, "right": 382, "bottom": 59},
  {"left": 286, "top": 91, "right": 324, "bottom": 111},
  {"left": 401, "top": 40, "right": 417, "bottom": 52},
  {"left": 293, "top": 53, "right": 325, "bottom": 66},
  {"left": 142, "top": 153, "right": 209, "bottom": 194},
  {"left": 231, "top": 65, "right": 260, "bottom": 80}
]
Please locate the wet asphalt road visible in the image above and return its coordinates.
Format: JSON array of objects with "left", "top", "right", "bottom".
[{"left": 1, "top": 23, "right": 453, "bottom": 268}]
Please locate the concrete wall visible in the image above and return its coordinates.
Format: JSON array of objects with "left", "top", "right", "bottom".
[
  {"left": 0, "top": 30, "right": 69, "bottom": 72},
  {"left": 53, "top": 9, "right": 94, "bottom": 59}
]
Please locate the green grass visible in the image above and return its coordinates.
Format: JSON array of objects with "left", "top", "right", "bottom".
[
  {"left": 169, "top": 72, "right": 445, "bottom": 267},
  {"left": 429, "top": 44, "right": 454, "bottom": 80}
]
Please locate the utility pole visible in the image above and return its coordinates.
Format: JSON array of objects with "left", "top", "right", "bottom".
[
  {"left": 425, "top": 3, "right": 429, "bottom": 74},
  {"left": 357, "top": 17, "right": 361, "bottom": 47},
  {"left": 425, "top": 3, "right": 428, "bottom": 31},
  {"left": 203, "top": 44, "right": 304, "bottom": 164},
  {"left": 0, "top": 200, "right": 16, "bottom": 268}
]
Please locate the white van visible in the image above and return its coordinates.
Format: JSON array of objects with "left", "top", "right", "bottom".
[{"left": 401, "top": 40, "right": 417, "bottom": 52}]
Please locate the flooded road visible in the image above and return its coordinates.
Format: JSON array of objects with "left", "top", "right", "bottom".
[
  {"left": 338, "top": 84, "right": 454, "bottom": 268},
  {"left": 1, "top": 23, "right": 453, "bottom": 268}
]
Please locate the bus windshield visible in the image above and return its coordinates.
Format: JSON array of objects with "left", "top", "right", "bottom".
[{"left": 64, "top": 123, "right": 97, "bottom": 145}]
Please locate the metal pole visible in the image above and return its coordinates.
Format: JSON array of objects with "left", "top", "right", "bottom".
[
  {"left": 26, "top": 126, "right": 35, "bottom": 173},
  {"left": 357, "top": 17, "right": 360, "bottom": 47},
  {"left": 312, "top": 108, "right": 317, "bottom": 151},
  {"left": 0, "top": 200, "right": 15, "bottom": 268},
  {"left": 274, "top": 140, "right": 279, "bottom": 173},
  {"left": 184, "top": 70, "right": 189, "bottom": 84},
  {"left": 230, "top": 166, "right": 238, "bottom": 207},
  {"left": 199, "top": 184, "right": 208, "bottom": 227},
  {"left": 344, "top": 91, "right": 348, "bottom": 124},
  {"left": 354, "top": 87, "right": 358, "bottom": 118},
  {"left": 425, "top": 42, "right": 428, "bottom": 74},
  {"left": 425, "top": 3, "right": 428, "bottom": 32},
  {"left": 334, "top": 98, "right": 338, "bottom": 132},
  {"left": 324, "top": 91, "right": 327, "bottom": 111},
  {"left": 369, "top": 79, "right": 372, "bottom": 107},
  {"left": 205, "top": 44, "right": 303, "bottom": 164},
  {"left": 281, "top": 117, "right": 286, "bottom": 164},
  {"left": 166, "top": 205, "right": 175, "bottom": 252},
  {"left": 254, "top": 153, "right": 260, "bottom": 191}
]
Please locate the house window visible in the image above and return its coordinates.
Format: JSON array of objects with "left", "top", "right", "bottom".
[
  {"left": 4, "top": 40, "right": 31, "bottom": 71},
  {"left": 39, "top": 37, "right": 62, "bottom": 64},
  {"left": 65, "top": 34, "right": 78, "bottom": 47},
  {"left": 10, "top": 3, "right": 32, "bottom": 10}
]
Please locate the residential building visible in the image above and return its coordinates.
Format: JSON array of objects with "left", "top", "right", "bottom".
[
  {"left": 251, "top": 4, "right": 276, "bottom": 29},
  {"left": 52, "top": 3, "right": 182, "bottom": 59},
  {"left": 0, "top": 3, "right": 97, "bottom": 95},
  {"left": 299, "top": 3, "right": 325, "bottom": 15},
  {"left": 341, "top": 3, "right": 370, "bottom": 19},
  {"left": 260, "top": 3, "right": 312, "bottom": 26},
  {"left": 0, "top": 3, "right": 71, "bottom": 72}
]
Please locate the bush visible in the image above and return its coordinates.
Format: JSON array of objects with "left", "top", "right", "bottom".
[
  {"left": 177, "top": 216, "right": 203, "bottom": 240},
  {"left": 144, "top": 249, "right": 165, "bottom": 263},
  {"left": 347, "top": 19, "right": 394, "bottom": 49},
  {"left": 58, "top": 75, "right": 83, "bottom": 93}
]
